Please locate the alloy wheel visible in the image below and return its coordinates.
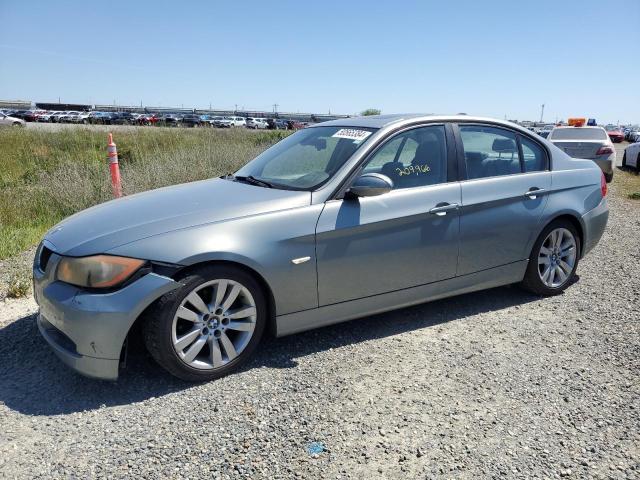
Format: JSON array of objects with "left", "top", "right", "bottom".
[
  {"left": 537, "top": 228, "right": 577, "bottom": 288},
  {"left": 171, "top": 279, "right": 257, "bottom": 370}
]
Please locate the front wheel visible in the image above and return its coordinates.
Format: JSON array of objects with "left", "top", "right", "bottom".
[
  {"left": 520, "top": 220, "right": 580, "bottom": 296},
  {"left": 143, "top": 265, "right": 266, "bottom": 381}
]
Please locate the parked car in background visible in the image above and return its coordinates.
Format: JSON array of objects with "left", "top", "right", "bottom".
[
  {"left": 626, "top": 127, "right": 640, "bottom": 142},
  {"left": 216, "top": 116, "right": 246, "bottom": 128},
  {"left": 604, "top": 125, "right": 624, "bottom": 143},
  {"left": 33, "top": 114, "right": 609, "bottom": 381},
  {"left": 246, "top": 117, "right": 268, "bottom": 129},
  {"left": 110, "top": 112, "right": 136, "bottom": 125},
  {"left": 0, "top": 112, "right": 26, "bottom": 126},
  {"left": 267, "top": 118, "right": 289, "bottom": 130},
  {"left": 10, "top": 110, "right": 30, "bottom": 120},
  {"left": 22, "top": 110, "right": 45, "bottom": 122},
  {"left": 37, "top": 111, "right": 57, "bottom": 122},
  {"left": 622, "top": 140, "right": 640, "bottom": 171},
  {"left": 230, "top": 116, "right": 246, "bottom": 128},
  {"left": 161, "top": 113, "right": 181, "bottom": 126},
  {"left": 547, "top": 125, "right": 615, "bottom": 182},
  {"left": 87, "top": 112, "right": 109, "bottom": 124},
  {"left": 215, "top": 116, "right": 233, "bottom": 128},
  {"left": 181, "top": 114, "right": 204, "bottom": 127},
  {"left": 56, "top": 111, "right": 78, "bottom": 123},
  {"left": 538, "top": 125, "right": 555, "bottom": 138},
  {"left": 209, "top": 116, "right": 225, "bottom": 127},
  {"left": 138, "top": 113, "right": 160, "bottom": 126},
  {"left": 53, "top": 111, "right": 67, "bottom": 122}
]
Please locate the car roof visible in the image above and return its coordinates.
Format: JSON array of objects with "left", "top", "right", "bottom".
[{"left": 314, "top": 113, "right": 529, "bottom": 131}]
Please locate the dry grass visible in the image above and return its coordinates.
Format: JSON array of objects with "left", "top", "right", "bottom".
[
  {"left": 615, "top": 167, "right": 640, "bottom": 201},
  {"left": 7, "top": 274, "right": 30, "bottom": 299},
  {"left": 0, "top": 127, "right": 290, "bottom": 259}
]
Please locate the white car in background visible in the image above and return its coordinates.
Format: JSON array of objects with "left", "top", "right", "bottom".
[
  {"left": 246, "top": 117, "right": 268, "bottom": 129},
  {"left": 622, "top": 140, "right": 640, "bottom": 172},
  {"left": 0, "top": 112, "right": 25, "bottom": 126},
  {"left": 216, "top": 116, "right": 246, "bottom": 128},
  {"left": 547, "top": 126, "right": 616, "bottom": 182},
  {"left": 58, "top": 111, "right": 81, "bottom": 123}
]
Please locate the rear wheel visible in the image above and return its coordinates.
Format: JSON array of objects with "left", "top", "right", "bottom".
[
  {"left": 520, "top": 220, "right": 580, "bottom": 296},
  {"left": 637, "top": 154, "right": 640, "bottom": 173},
  {"left": 143, "top": 265, "right": 266, "bottom": 381},
  {"left": 604, "top": 172, "right": 613, "bottom": 183}
]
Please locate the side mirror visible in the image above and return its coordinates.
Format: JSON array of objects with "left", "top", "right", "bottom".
[{"left": 347, "top": 173, "right": 393, "bottom": 198}]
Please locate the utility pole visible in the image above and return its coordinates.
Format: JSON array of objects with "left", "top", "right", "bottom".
[
  {"left": 272, "top": 103, "right": 279, "bottom": 114},
  {"left": 540, "top": 104, "right": 545, "bottom": 123},
  {"left": 235, "top": 104, "right": 238, "bottom": 113}
]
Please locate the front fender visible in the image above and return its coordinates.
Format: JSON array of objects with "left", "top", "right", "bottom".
[{"left": 107, "top": 205, "right": 324, "bottom": 316}]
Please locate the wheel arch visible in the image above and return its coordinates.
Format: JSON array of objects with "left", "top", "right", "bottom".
[
  {"left": 124, "top": 258, "right": 278, "bottom": 361},
  {"left": 172, "top": 259, "right": 277, "bottom": 335},
  {"left": 537, "top": 213, "right": 585, "bottom": 258}
]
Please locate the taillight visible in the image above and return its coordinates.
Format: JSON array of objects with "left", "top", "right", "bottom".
[
  {"left": 601, "top": 171, "right": 607, "bottom": 197},
  {"left": 596, "top": 146, "right": 614, "bottom": 155}
]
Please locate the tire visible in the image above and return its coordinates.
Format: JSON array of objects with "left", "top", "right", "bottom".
[
  {"left": 622, "top": 152, "right": 627, "bottom": 167},
  {"left": 143, "top": 265, "right": 266, "bottom": 381},
  {"left": 520, "top": 219, "right": 580, "bottom": 296},
  {"left": 636, "top": 155, "right": 640, "bottom": 173},
  {"left": 12, "top": 122, "right": 22, "bottom": 127},
  {"left": 604, "top": 172, "right": 613, "bottom": 183}
]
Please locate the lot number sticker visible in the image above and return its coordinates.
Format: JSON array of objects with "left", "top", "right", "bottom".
[{"left": 332, "top": 129, "right": 372, "bottom": 143}]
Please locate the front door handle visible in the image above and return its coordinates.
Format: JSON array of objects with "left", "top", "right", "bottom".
[
  {"left": 524, "top": 188, "right": 545, "bottom": 199},
  {"left": 429, "top": 203, "right": 459, "bottom": 216}
]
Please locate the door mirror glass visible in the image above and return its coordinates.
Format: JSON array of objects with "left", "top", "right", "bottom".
[{"left": 348, "top": 173, "right": 393, "bottom": 198}]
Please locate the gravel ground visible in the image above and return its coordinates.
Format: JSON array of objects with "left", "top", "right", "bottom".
[{"left": 0, "top": 151, "right": 638, "bottom": 479}]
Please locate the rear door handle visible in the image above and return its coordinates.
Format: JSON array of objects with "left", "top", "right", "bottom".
[
  {"left": 524, "top": 188, "right": 545, "bottom": 199},
  {"left": 429, "top": 203, "right": 459, "bottom": 216}
]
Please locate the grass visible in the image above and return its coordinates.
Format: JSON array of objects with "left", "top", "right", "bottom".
[
  {"left": 615, "top": 166, "right": 640, "bottom": 201},
  {"left": 0, "top": 127, "right": 290, "bottom": 259},
  {"left": 7, "top": 274, "right": 30, "bottom": 299}
]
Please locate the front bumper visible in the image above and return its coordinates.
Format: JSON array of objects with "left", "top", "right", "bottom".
[
  {"left": 581, "top": 197, "right": 609, "bottom": 257},
  {"left": 34, "top": 252, "right": 181, "bottom": 380}
]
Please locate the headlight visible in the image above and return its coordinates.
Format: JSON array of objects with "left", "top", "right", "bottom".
[{"left": 56, "top": 255, "right": 146, "bottom": 289}]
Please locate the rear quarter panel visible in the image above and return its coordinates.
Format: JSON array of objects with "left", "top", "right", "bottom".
[{"left": 533, "top": 149, "right": 604, "bottom": 256}]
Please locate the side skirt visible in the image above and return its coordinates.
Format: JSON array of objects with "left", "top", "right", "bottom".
[{"left": 275, "top": 260, "right": 528, "bottom": 337}]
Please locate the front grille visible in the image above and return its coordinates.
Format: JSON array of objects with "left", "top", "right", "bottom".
[{"left": 39, "top": 246, "right": 53, "bottom": 272}]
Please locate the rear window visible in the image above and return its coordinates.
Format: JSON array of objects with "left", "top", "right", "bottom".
[{"left": 549, "top": 128, "right": 608, "bottom": 140}]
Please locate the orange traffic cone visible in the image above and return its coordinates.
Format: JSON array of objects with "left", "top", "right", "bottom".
[{"left": 107, "top": 133, "right": 122, "bottom": 198}]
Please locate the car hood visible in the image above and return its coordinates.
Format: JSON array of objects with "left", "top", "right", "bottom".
[{"left": 44, "top": 178, "right": 311, "bottom": 257}]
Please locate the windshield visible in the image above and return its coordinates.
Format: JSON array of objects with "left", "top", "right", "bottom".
[
  {"left": 549, "top": 127, "right": 608, "bottom": 141},
  {"left": 234, "top": 126, "right": 377, "bottom": 190}
]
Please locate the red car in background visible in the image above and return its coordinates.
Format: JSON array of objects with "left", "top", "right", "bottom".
[
  {"left": 138, "top": 113, "right": 160, "bottom": 126},
  {"left": 605, "top": 125, "right": 624, "bottom": 143}
]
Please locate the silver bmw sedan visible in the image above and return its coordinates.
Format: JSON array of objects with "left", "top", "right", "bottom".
[{"left": 33, "top": 114, "right": 609, "bottom": 381}]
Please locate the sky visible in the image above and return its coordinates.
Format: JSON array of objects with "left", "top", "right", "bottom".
[{"left": 1, "top": 0, "right": 639, "bottom": 124}]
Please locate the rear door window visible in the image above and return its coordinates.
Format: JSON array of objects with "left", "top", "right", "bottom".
[{"left": 459, "top": 126, "right": 521, "bottom": 179}]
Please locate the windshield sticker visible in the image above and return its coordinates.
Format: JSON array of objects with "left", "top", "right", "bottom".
[{"left": 332, "top": 129, "right": 372, "bottom": 143}]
